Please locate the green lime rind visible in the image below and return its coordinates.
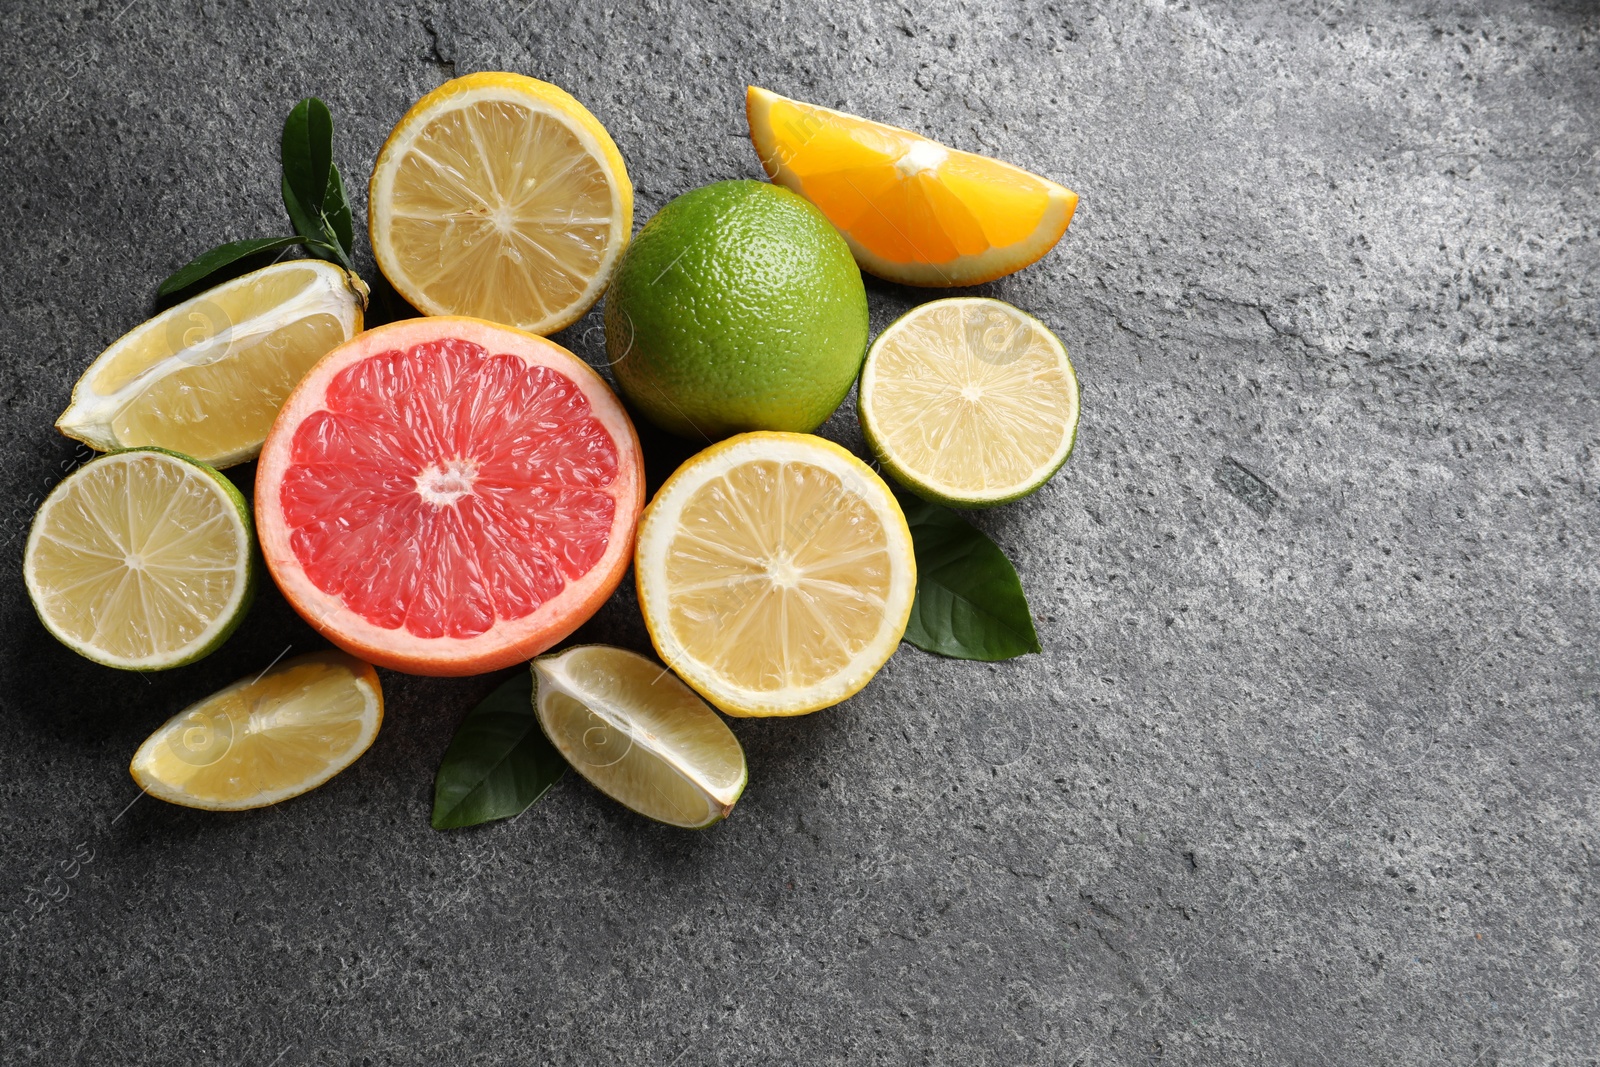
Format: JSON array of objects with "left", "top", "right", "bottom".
[
  {"left": 23, "top": 446, "right": 257, "bottom": 671},
  {"left": 862, "top": 400, "right": 1080, "bottom": 510},
  {"left": 604, "top": 179, "right": 869, "bottom": 440},
  {"left": 859, "top": 299, "right": 1081, "bottom": 510}
]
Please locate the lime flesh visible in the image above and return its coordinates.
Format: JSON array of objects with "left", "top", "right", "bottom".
[
  {"left": 534, "top": 645, "right": 746, "bottom": 828},
  {"left": 23, "top": 448, "right": 255, "bottom": 670},
  {"left": 859, "top": 297, "right": 1080, "bottom": 508}
]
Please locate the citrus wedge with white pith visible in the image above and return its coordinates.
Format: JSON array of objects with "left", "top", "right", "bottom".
[
  {"left": 859, "top": 298, "right": 1080, "bottom": 508},
  {"left": 635, "top": 432, "right": 917, "bottom": 717},
  {"left": 369, "top": 72, "right": 633, "bottom": 335},
  {"left": 534, "top": 645, "right": 746, "bottom": 828},
  {"left": 24, "top": 448, "right": 255, "bottom": 670},
  {"left": 130, "top": 651, "right": 383, "bottom": 811},
  {"left": 55, "top": 260, "right": 366, "bottom": 468},
  {"left": 746, "top": 86, "right": 1077, "bottom": 287}
]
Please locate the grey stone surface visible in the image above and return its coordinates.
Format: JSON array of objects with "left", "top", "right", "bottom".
[{"left": 1, "top": 0, "right": 1596, "bottom": 1063}]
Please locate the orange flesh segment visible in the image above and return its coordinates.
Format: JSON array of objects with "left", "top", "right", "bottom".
[{"left": 760, "top": 94, "right": 1061, "bottom": 267}]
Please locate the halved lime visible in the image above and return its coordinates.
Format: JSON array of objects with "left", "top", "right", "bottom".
[
  {"left": 858, "top": 297, "right": 1080, "bottom": 508},
  {"left": 23, "top": 447, "right": 255, "bottom": 670},
  {"left": 533, "top": 645, "right": 747, "bottom": 828},
  {"left": 131, "top": 650, "right": 383, "bottom": 810}
]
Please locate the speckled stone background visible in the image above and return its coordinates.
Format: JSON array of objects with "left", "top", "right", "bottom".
[{"left": 2, "top": 1, "right": 1597, "bottom": 1064}]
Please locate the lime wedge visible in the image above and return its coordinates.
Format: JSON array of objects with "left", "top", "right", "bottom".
[
  {"left": 859, "top": 297, "right": 1080, "bottom": 507},
  {"left": 24, "top": 447, "right": 255, "bottom": 670},
  {"left": 533, "top": 645, "right": 747, "bottom": 828}
]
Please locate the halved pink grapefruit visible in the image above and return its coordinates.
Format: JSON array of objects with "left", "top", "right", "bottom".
[{"left": 255, "top": 317, "right": 643, "bottom": 676}]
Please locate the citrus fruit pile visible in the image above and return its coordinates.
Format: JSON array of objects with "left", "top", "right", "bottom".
[{"left": 25, "top": 73, "right": 1080, "bottom": 828}]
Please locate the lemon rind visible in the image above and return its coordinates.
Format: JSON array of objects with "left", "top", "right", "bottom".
[
  {"left": 368, "top": 73, "right": 633, "bottom": 335},
  {"left": 634, "top": 432, "right": 916, "bottom": 718}
]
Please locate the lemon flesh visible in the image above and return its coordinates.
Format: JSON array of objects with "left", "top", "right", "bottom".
[
  {"left": 369, "top": 72, "right": 633, "bottom": 335},
  {"left": 635, "top": 432, "right": 916, "bottom": 717},
  {"left": 55, "top": 260, "right": 365, "bottom": 468},
  {"left": 859, "top": 297, "right": 1080, "bottom": 508},
  {"left": 130, "top": 651, "right": 383, "bottom": 810},
  {"left": 23, "top": 448, "right": 255, "bottom": 670},
  {"left": 534, "top": 645, "right": 746, "bottom": 828}
]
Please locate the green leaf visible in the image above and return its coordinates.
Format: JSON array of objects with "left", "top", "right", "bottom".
[
  {"left": 282, "top": 175, "right": 352, "bottom": 270},
  {"left": 156, "top": 235, "right": 306, "bottom": 297},
  {"left": 900, "top": 496, "right": 1042, "bottom": 661},
  {"left": 322, "top": 163, "right": 354, "bottom": 258},
  {"left": 280, "top": 177, "right": 326, "bottom": 250},
  {"left": 280, "top": 97, "right": 333, "bottom": 219},
  {"left": 279, "top": 98, "right": 354, "bottom": 270},
  {"left": 432, "top": 670, "right": 567, "bottom": 830}
]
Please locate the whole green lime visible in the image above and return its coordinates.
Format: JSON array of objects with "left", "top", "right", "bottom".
[{"left": 604, "top": 180, "right": 869, "bottom": 438}]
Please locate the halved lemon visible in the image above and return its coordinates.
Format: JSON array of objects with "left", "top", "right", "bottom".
[
  {"left": 746, "top": 86, "right": 1077, "bottom": 287},
  {"left": 55, "top": 260, "right": 365, "bottom": 468},
  {"left": 534, "top": 645, "right": 746, "bottom": 828},
  {"left": 130, "top": 651, "right": 383, "bottom": 810},
  {"left": 24, "top": 448, "right": 255, "bottom": 670},
  {"left": 859, "top": 298, "right": 1080, "bottom": 508},
  {"left": 635, "top": 432, "right": 916, "bottom": 717},
  {"left": 369, "top": 72, "right": 633, "bottom": 334}
]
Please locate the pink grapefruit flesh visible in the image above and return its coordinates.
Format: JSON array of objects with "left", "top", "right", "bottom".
[{"left": 256, "top": 317, "right": 644, "bottom": 676}]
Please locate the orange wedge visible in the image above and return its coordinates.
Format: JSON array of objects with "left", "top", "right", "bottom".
[{"left": 745, "top": 86, "right": 1077, "bottom": 287}]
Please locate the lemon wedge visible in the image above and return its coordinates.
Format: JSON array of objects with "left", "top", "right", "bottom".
[
  {"left": 130, "top": 651, "right": 383, "bottom": 810},
  {"left": 55, "top": 260, "right": 365, "bottom": 468}
]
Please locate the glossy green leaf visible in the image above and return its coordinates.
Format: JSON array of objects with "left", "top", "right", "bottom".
[
  {"left": 432, "top": 670, "right": 567, "bottom": 830},
  {"left": 281, "top": 176, "right": 352, "bottom": 270},
  {"left": 156, "top": 235, "right": 306, "bottom": 297},
  {"left": 280, "top": 97, "right": 333, "bottom": 219},
  {"left": 900, "top": 496, "right": 1042, "bottom": 661},
  {"left": 322, "top": 163, "right": 354, "bottom": 258},
  {"left": 278, "top": 98, "right": 353, "bottom": 268}
]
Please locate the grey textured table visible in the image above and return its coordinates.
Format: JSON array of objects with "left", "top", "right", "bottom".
[{"left": 2, "top": 2, "right": 1596, "bottom": 1064}]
